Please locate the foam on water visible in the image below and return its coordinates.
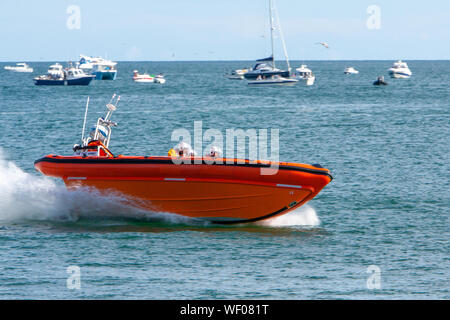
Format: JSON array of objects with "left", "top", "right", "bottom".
[
  {"left": 256, "top": 205, "right": 320, "bottom": 227},
  {"left": 0, "top": 148, "right": 192, "bottom": 224}
]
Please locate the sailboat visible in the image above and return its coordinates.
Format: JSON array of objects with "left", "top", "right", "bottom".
[{"left": 244, "top": 0, "right": 292, "bottom": 81}]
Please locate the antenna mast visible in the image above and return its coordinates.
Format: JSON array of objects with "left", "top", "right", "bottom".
[
  {"left": 273, "top": 0, "right": 291, "bottom": 72},
  {"left": 269, "top": 0, "right": 275, "bottom": 68},
  {"left": 81, "top": 96, "right": 90, "bottom": 143}
]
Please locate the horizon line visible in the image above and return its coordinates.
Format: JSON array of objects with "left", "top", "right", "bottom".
[{"left": 1, "top": 59, "right": 449, "bottom": 63}]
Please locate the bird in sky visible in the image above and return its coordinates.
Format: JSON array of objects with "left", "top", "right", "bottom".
[{"left": 316, "top": 42, "right": 330, "bottom": 49}]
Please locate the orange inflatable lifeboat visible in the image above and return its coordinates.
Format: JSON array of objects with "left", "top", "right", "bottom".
[{"left": 34, "top": 95, "right": 333, "bottom": 224}]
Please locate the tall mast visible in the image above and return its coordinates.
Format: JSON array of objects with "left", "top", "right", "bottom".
[
  {"left": 269, "top": 0, "right": 275, "bottom": 68},
  {"left": 273, "top": 0, "right": 291, "bottom": 72}
]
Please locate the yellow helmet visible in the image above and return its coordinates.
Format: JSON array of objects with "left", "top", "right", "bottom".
[{"left": 168, "top": 148, "right": 177, "bottom": 157}]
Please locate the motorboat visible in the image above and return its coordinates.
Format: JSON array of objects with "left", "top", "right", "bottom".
[
  {"left": 153, "top": 74, "right": 166, "bottom": 84},
  {"left": 247, "top": 75, "right": 298, "bottom": 86},
  {"left": 132, "top": 70, "right": 154, "bottom": 83},
  {"left": 78, "top": 55, "right": 117, "bottom": 80},
  {"left": 93, "top": 61, "right": 117, "bottom": 80},
  {"left": 132, "top": 70, "right": 166, "bottom": 84},
  {"left": 373, "top": 76, "right": 388, "bottom": 86},
  {"left": 34, "top": 95, "right": 333, "bottom": 224},
  {"left": 78, "top": 55, "right": 102, "bottom": 71},
  {"left": 388, "top": 60, "right": 412, "bottom": 79},
  {"left": 293, "top": 65, "right": 315, "bottom": 86},
  {"left": 226, "top": 68, "right": 251, "bottom": 80},
  {"left": 344, "top": 67, "right": 359, "bottom": 74},
  {"left": 33, "top": 63, "right": 65, "bottom": 85},
  {"left": 243, "top": 0, "right": 292, "bottom": 80},
  {"left": 34, "top": 63, "right": 95, "bottom": 86},
  {"left": 4, "top": 63, "right": 33, "bottom": 73}
]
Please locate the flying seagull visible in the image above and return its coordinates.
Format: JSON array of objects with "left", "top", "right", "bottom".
[{"left": 316, "top": 42, "right": 330, "bottom": 49}]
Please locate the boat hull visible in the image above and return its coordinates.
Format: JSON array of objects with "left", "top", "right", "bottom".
[
  {"left": 5, "top": 68, "right": 33, "bottom": 73},
  {"left": 294, "top": 76, "right": 315, "bottom": 86},
  {"left": 34, "top": 156, "right": 332, "bottom": 224},
  {"left": 388, "top": 71, "right": 411, "bottom": 79},
  {"left": 244, "top": 70, "right": 290, "bottom": 80},
  {"left": 95, "top": 71, "right": 117, "bottom": 80},
  {"left": 134, "top": 78, "right": 154, "bottom": 83},
  {"left": 34, "top": 76, "right": 94, "bottom": 86},
  {"left": 34, "top": 79, "right": 66, "bottom": 86},
  {"left": 248, "top": 79, "right": 298, "bottom": 86},
  {"left": 227, "top": 75, "right": 244, "bottom": 80}
]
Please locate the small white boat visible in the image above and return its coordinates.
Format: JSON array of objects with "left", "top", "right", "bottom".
[
  {"left": 293, "top": 65, "right": 315, "bottom": 86},
  {"left": 132, "top": 70, "right": 165, "bottom": 84},
  {"left": 344, "top": 67, "right": 359, "bottom": 74},
  {"left": 388, "top": 60, "right": 412, "bottom": 79},
  {"left": 247, "top": 75, "right": 298, "bottom": 86},
  {"left": 4, "top": 63, "right": 33, "bottom": 73},
  {"left": 226, "top": 68, "right": 251, "bottom": 80},
  {"left": 154, "top": 74, "right": 166, "bottom": 84}
]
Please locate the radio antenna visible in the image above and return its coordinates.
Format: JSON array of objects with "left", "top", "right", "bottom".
[{"left": 81, "top": 96, "right": 90, "bottom": 143}]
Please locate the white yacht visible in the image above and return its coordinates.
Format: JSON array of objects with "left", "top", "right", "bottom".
[
  {"left": 388, "top": 60, "right": 412, "bottom": 79},
  {"left": 78, "top": 55, "right": 117, "bottom": 80},
  {"left": 4, "top": 63, "right": 33, "bottom": 73},
  {"left": 78, "top": 55, "right": 102, "bottom": 71},
  {"left": 293, "top": 65, "right": 315, "bottom": 86},
  {"left": 344, "top": 67, "right": 359, "bottom": 74}
]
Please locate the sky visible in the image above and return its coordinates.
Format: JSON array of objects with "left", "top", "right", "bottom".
[{"left": 0, "top": 0, "right": 449, "bottom": 61}]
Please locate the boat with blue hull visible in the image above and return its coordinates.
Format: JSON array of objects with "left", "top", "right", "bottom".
[
  {"left": 94, "top": 63, "right": 117, "bottom": 80},
  {"left": 78, "top": 55, "right": 117, "bottom": 80},
  {"left": 34, "top": 64, "right": 95, "bottom": 86}
]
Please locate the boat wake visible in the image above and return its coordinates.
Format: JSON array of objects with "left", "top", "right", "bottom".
[
  {"left": 0, "top": 149, "right": 191, "bottom": 224},
  {"left": 256, "top": 205, "right": 320, "bottom": 227}
]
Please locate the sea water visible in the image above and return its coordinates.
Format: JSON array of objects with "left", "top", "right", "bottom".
[{"left": 0, "top": 61, "right": 448, "bottom": 299}]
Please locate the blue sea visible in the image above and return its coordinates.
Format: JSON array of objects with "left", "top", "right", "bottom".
[{"left": 0, "top": 61, "right": 448, "bottom": 299}]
